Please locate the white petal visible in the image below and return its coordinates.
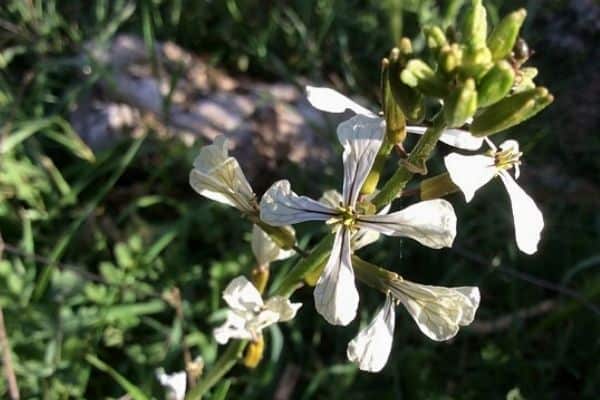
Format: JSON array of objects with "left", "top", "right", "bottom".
[
  {"left": 444, "top": 153, "right": 497, "bottom": 202},
  {"left": 453, "top": 287, "right": 481, "bottom": 325},
  {"left": 222, "top": 276, "right": 263, "bottom": 312},
  {"left": 498, "top": 171, "right": 544, "bottom": 255},
  {"left": 264, "top": 296, "right": 302, "bottom": 322},
  {"left": 306, "top": 86, "right": 376, "bottom": 117},
  {"left": 357, "top": 199, "right": 457, "bottom": 249},
  {"left": 338, "top": 115, "right": 385, "bottom": 207},
  {"left": 251, "top": 225, "right": 295, "bottom": 265},
  {"left": 260, "top": 180, "right": 337, "bottom": 226},
  {"left": 314, "top": 229, "right": 359, "bottom": 326},
  {"left": 406, "top": 126, "right": 484, "bottom": 150},
  {"left": 499, "top": 139, "right": 520, "bottom": 153},
  {"left": 213, "top": 310, "right": 254, "bottom": 344},
  {"left": 156, "top": 370, "right": 187, "bottom": 400},
  {"left": 319, "top": 189, "right": 344, "bottom": 208},
  {"left": 346, "top": 294, "right": 395, "bottom": 372},
  {"left": 190, "top": 136, "right": 256, "bottom": 213},
  {"left": 393, "top": 281, "right": 479, "bottom": 341}
]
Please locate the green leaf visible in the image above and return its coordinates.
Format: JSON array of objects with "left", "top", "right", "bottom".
[{"left": 85, "top": 354, "right": 149, "bottom": 400}]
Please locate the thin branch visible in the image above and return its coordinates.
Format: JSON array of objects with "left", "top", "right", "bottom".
[
  {"left": 452, "top": 246, "right": 600, "bottom": 317},
  {"left": 0, "top": 306, "right": 20, "bottom": 400}
]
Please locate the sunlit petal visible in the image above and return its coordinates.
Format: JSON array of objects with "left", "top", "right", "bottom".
[
  {"left": 156, "top": 369, "right": 187, "bottom": 400},
  {"left": 213, "top": 310, "right": 254, "bottom": 344},
  {"left": 338, "top": 115, "right": 385, "bottom": 207},
  {"left": 260, "top": 180, "right": 336, "bottom": 226},
  {"left": 444, "top": 153, "right": 497, "bottom": 202},
  {"left": 498, "top": 171, "right": 544, "bottom": 255},
  {"left": 263, "top": 296, "right": 302, "bottom": 322},
  {"left": 346, "top": 294, "right": 396, "bottom": 372},
  {"left": 306, "top": 86, "right": 377, "bottom": 117},
  {"left": 357, "top": 199, "right": 457, "bottom": 249},
  {"left": 251, "top": 225, "right": 295, "bottom": 265},
  {"left": 222, "top": 276, "right": 263, "bottom": 312},
  {"left": 406, "top": 126, "right": 484, "bottom": 150},
  {"left": 453, "top": 286, "right": 481, "bottom": 325},
  {"left": 314, "top": 229, "right": 359, "bottom": 326}
]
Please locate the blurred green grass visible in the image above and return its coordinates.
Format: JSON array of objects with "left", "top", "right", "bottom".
[{"left": 1, "top": 0, "right": 599, "bottom": 399}]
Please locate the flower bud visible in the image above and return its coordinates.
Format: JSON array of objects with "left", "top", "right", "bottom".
[
  {"left": 444, "top": 78, "right": 478, "bottom": 128},
  {"left": 460, "top": 44, "right": 493, "bottom": 79},
  {"left": 401, "top": 59, "right": 448, "bottom": 98},
  {"left": 425, "top": 25, "right": 448, "bottom": 52},
  {"left": 254, "top": 220, "right": 296, "bottom": 250},
  {"left": 383, "top": 61, "right": 407, "bottom": 144},
  {"left": 462, "top": 0, "right": 488, "bottom": 49},
  {"left": 477, "top": 60, "right": 515, "bottom": 107},
  {"left": 513, "top": 67, "right": 537, "bottom": 93},
  {"left": 439, "top": 44, "right": 463, "bottom": 75},
  {"left": 420, "top": 173, "right": 459, "bottom": 200},
  {"left": 388, "top": 48, "right": 425, "bottom": 122},
  {"left": 470, "top": 87, "right": 554, "bottom": 136},
  {"left": 487, "top": 9, "right": 527, "bottom": 60},
  {"left": 243, "top": 336, "right": 265, "bottom": 368},
  {"left": 251, "top": 265, "right": 270, "bottom": 294}
]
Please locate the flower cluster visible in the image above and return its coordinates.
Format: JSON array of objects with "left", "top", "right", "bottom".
[{"left": 187, "top": 0, "right": 551, "bottom": 384}]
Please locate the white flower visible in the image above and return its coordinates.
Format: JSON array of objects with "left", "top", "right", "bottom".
[
  {"left": 347, "top": 293, "right": 396, "bottom": 372},
  {"left": 260, "top": 115, "right": 457, "bottom": 326},
  {"left": 156, "top": 369, "right": 187, "bottom": 400},
  {"left": 189, "top": 135, "right": 256, "bottom": 213},
  {"left": 444, "top": 139, "right": 544, "bottom": 254},
  {"left": 306, "top": 86, "right": 484, "bottom": 151},
  {"left": 251, "top": 225, "right": 295, "bottom": 266},
  {"left": 213, "top": 276, "right": 301, "bottom": 344},
  {"left": 390, "top": 280, "right": 480, "bottom": 341}
]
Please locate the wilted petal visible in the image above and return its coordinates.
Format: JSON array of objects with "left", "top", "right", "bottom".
[
  {"left": 392, "top": 281, "right": 480, "bottom": 341},
  {"left": 222, "top": 276, "right": 263, "bottom": 312},
  {"left": 306, "top": 86, "right": 377, "bottom": 117},
  {"left": 406, "top": 126, "right": 483, "bottom": 150},
  {"left": 156, "top": 369, "right": 187, "bottom": 400},
  {"left": 213, "top": 310, "right": 254, "bottom": 344},
  {"left": 346, "top": 294, "right": 396, "bottom": 372},
  {"left": 338, "top": 115, "right": 385, "bottom": 207},
  {"left": 260, "top": 180, "right": 336, "bottom": 226},
  {"left": 357, "top": 199, "right": 457, "bottom": 249},
  {"left": 314, "top": 229, "right": 359, "bottom": 326},
  {"left": 498, "top": 171, "right": 544, "bottom": 255},
  {"left": 264, "top": 296, "right": 302, "bottom": 322},
  {"left": 190, "top": 135, "right": 256, "bottom": 213},
  {"left": 444, "top": 153, "right": 497, "bottom": 202},
  {"left": 251, "top": 225, "right": 295, "bottom": 265}
]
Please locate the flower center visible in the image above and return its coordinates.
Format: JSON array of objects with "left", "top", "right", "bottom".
[
  {"left": 333, "top": 204, "right": 358, "bottom": 231},
  {"left": 493, "top": 146, "right": 522, "bottom": 172}
]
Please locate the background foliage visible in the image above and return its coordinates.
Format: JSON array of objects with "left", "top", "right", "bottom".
[{"left": 0, "top": 0, "right": 598, "bottom": 398}]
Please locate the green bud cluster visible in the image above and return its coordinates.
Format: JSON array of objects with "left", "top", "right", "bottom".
[{"left": 383, "top": 0, "right": 552, "bottom": 138}]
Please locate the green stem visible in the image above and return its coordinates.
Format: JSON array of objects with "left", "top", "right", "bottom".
[
  {"left": 372, "top": 112, "right": 446, "bottom": 208},
  {"left": 352, "top": 256, "right": 399, "bottom": 293},
  {"left": 185, "top": 340, "right": 247, "bottom": 400}
]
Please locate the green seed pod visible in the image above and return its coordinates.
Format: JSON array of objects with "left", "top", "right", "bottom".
[
  {"left": 487, "top": 9, "right": 527, "bottom": 60},
  {"left": 470, "top": 87, "right": 554, "bottom": 136},
  {"left": 388, "top": 49, "right": 425, "bottom": 122},
  {"left": 477, "top": 60, "right": 515, "bottom": 107},
  {"left": 444, "top": 78, "right": 478, "bottom": 128},
  {"left": 462, "top": 0, "right": 488, "bottom": 48},
  {"left": 425, "top": 25, "right": 448, "bottom": 52},
  {"left": 460, "top": 44, "right": 493, "bottom": 79},
  {"left": 401, "top": 59, "right": 448, "bottom": 98}
]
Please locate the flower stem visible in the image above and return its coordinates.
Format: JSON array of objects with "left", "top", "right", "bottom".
[
  {"left": 185, "top": 340, "right": 247, "bottom": 400},
  {"left": 372, "top": 112, "right": 446, "bottom": 208}
]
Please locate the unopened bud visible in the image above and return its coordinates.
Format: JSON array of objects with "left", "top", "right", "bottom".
[
  {"left": 487, "top": 9, "right": 527, "bottom": 60},
  {"left": 254, "top": 221, "right": 296, "bottom": 250},
  {"left": 460, "top": 45, "right": 493, "bottom": 79},
  {"left": 425, "top": 25, "right": 448, "bottom": 52},
  {"left": 243, "top": 336, "right": 265, "bottom": 368},
  {"left": 251, "top": 264, "right": 269, "bottom": 294},
  {"left": 401, "top": 59, "right": 448, "bottom": 98},
  {"left": 513, "top": 67, "right": 537, "bottom": 93},
  {"left": 420, "top": 173, "right": 459, "bottom": 200},
  {"left": 439, "top": 44, "right": 463, "bottom": 74},
  {"left": 444, "top": 78, "right": 478, "bottom": 128},
  {"left": 470, "top": 87, "right": 554, "bottom": 136},
  {"left": 389, "top": 49, "right": 425, "bottom": 122},
  {"left": 462, "top": 0, "right": 488, "bottom": 49},
  {"left": 477, "top": 60, "right": 515, "bottom": 107}
]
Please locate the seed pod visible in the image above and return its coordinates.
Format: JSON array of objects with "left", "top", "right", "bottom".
[
  {"left": 388, "top": 49, "right": 425, "bottom": 122},
  {"left": 444, "top": 78, "right": 478, "bottom": 128},
  {"left": 487, "top": 9, "right": 527, "bottom": 60},
  {"left": 425, "top": 25, "right": 448, "bottom": 52},
  {"left": 401, "top": 59, "right": 448, "bottom": 98},
  {"left": 477, "top": 60, "right": 515, "bottom": 107},
  {"left": 470, "top": 87, "right": 554, "bottom": 136},
  {"left": 462, "top": 0, "right": 488, "bottom": 49}
]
